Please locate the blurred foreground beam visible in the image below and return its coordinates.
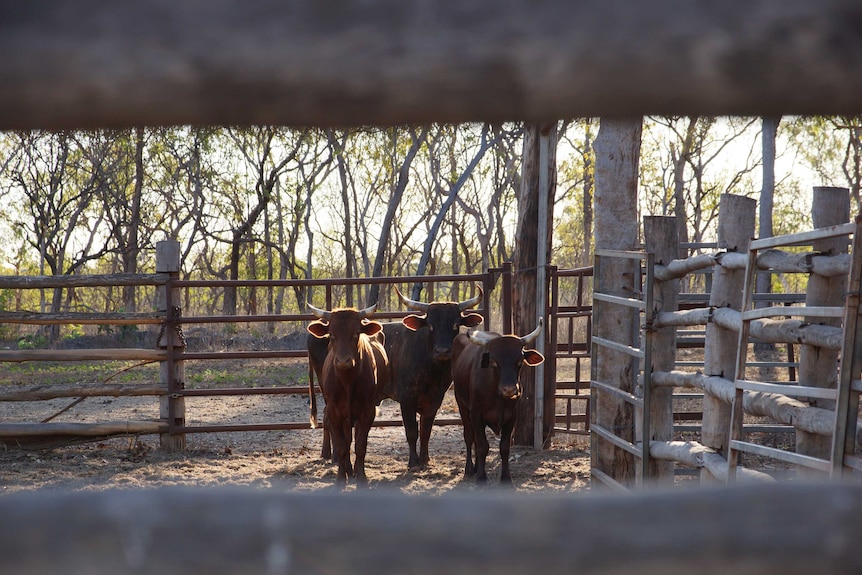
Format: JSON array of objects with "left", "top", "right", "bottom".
[
  {"left": 1, "top": 483, "right": 861, "bottom": 574},
  {"left": 2, "top": 0, "right": 862, "bottom": 130}
]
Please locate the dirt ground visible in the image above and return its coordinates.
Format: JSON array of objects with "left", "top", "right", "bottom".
[{"left": 0, "top": 358, "right": 592, "bottom": 495}]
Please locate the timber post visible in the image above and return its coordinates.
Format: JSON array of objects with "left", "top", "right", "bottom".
[
  {"left": 701, "top": 194, "right": 755, "bottom": 479},
  {"left": 796, "top": 186, "right": 850, "bottom": 467},
  {"left": 643, "top": 216, "right": 678, "bottom": 484},
  {"left": 157, "top": 240, "right": 186, "bottom": 452}
]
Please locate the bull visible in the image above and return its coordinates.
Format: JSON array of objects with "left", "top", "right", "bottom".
[
  {"left": 306, "top": 302, "right": 388, "bottom": 487},
  {"left": 376, "top": 285, "right": 484, "bottom": 470},
  {"left": 307, "top": 327, "right": 389, "bottom": 463},
  {"left": 451, "top": 317, "right": 545, "bottom": 485}
]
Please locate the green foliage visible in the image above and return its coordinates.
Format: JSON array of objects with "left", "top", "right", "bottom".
[
  {"left": 63, "top": 324, "right": 85, "bottom": 340},
  {"left": 17, "top": 334, "right": 48, "bottom": 350}
]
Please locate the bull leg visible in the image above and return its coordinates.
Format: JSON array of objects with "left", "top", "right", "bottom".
[
  {"left": 331, "top": 417, "right": 352, "bottom": 487},
  {"left": 353, "top": 416, "right": 373, "bottom": 487},
  {"left": 473, "top": 417, "right": 490, "bottom": 483},
  {"left": 321, "top": 405, "right": 333, "bottom": 462},
  {"left": 458, "top": 410, "right": 476, "bottom": 477},
  {"left": 499, "top": 421, "right": 515, "bottom": 486},
  {"left": 400, "top": 404, "right": 422, "bottom": 470},
  {"left": 417, "top": 412, "right": 435, "bottom": 469}
]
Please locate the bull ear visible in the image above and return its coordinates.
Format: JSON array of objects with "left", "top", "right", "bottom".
[
  {"left": 307, "top": 320, "right": 329, "bottom": 339},
  {"left": 523, "top": 349, "right": 545, "bottom": 366},
  {"left": 402, "top": 314, "right": 427, "bottom": 331},
  {"left": 460, "top": 312, "right": 483, "bottom": 328},
  {"left": 362, "top": 320, "right": 383, "bottom": 337}
]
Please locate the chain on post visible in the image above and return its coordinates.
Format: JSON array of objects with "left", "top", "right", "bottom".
[{"left": 157, "top": 305, "right": 187, "bottom": 350}]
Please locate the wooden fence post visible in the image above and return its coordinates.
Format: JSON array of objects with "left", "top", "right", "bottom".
[
  {"left": 797, "top": 186, "right": 849, "bottom": 466},
  {"left": 701, "top": 194, "right": 755, "bottom": 479},
  {"left": 157, "top": 240, "right": 185, "bottom": 452},
  {"left": 644, "top": 216, "right": 678, "bottom": 483}
]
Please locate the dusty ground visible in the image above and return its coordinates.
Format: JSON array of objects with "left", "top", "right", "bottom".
[{"left": 0, "top": 357, "right": 592, "bottom": 495}]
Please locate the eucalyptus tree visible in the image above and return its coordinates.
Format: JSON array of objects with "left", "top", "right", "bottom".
[
  {"left": 554, "top": 118, "right": 596, "bottom": 268},
  {"left": 213, "top": 126, "right": 311, "bottom": 316},
  {"left": 453, "top": 124, "right": 523, "bottom": 276},
  {"left": 5, "top": 130, "right": 112, "bottom": 340},
  {"left": 76, "top": 128, "right": 148, "bottom": 313},
  {"left": 641, "top": 116, "right": 760, "bottom": 258},
  {"left": 272, "top": 129, "right": 333, "bottom": 314},
  {"left": 410, "top": 123, "right": 518, "bottom": 300},
  {"left": 142, "top": 127, "right": 217, "bottom": 314},
  {"left": 784, "top": 115, "right": 862, "bottom": 214},
  {"left": 512, "top": 122, "right": 559, "bottom": 447}
]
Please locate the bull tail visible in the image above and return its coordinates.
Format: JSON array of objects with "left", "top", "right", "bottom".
[{"left": 308, "top": 361, "right": 318, "bottom": 429}]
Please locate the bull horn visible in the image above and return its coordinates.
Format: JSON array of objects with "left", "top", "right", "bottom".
[
  {"left": 468, "top": 330, "right": 494, "bottom": 347},
  {"left": 459, "top": 284, "right": 484, "bottom": 311},
  {"left": 520, "top": 317, "right": 544, "bottom": 344},
  {"left": 307, "top": 302, "right": 331, "bottom": 321},
  {"left": 358, "top": 302, "right": 378, "bottom": 319},
  {"left": 395, "top": 285, "right": 429, "bottom": 313}
]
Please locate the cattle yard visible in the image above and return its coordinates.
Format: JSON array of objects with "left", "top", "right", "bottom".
[{"left": 2, "top": 191, "right": 860, "bottom": 494}]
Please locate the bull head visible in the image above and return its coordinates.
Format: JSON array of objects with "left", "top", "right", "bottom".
[
  {"left": 468, "top": 317, "right": 545, "bottom": 399},
  {"left": 307, "top": 301, "right": 377, "bottom": 323},
  {"left": 396, "top": 284, "right": 485, "bottom": 362},
  {"left": 468, "top": 317, "right": 544, "bottom": 348},
  {"left": 306, "top": 303, "right": 383, "bottom": 371},
  {"left": 396, "top": 284, "right": 483, "bottom": 313}
]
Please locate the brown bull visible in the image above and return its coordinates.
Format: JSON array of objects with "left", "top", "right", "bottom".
[
  {"left": 376, "top": 285, "right": 484, "bottom": 470},
  {"left": 306, "top": 302, "right": 388, "bottom": 487},
  {"left": 451, "top": 318, "right": 544, "bottom": 485},
  {"left": 307, "top": 327, "right": 388, "bottom": 463}
]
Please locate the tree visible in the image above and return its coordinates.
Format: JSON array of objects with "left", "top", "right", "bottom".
[
  {"left": 7, "top": 131, "right": 111, "bottom": 341},
  {"left": 366, "top": 127, "right": 429, "bottom": 307},
  {"left": 512, "top": 122, "right": 558, "bottom": 447},
  {"left": 218, "top": 127, "right": 308, "bottom": 316}
]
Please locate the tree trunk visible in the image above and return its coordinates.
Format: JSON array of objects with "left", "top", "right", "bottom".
[
  {"left": 368, "top": 127, "right": 428, "bottom": 307},
  {"left": 754, "top": 116, "right": 780, "bottom": 375},
  {"left": 581, "top": 122, "right": 594, "bottom": 268},
  {"left": 513, "top": 123, "right": 557, "bottom": 447},
  {"left": 329, "top": 129, "right": 355, "bottom": 307},
  {"left": 591, "top": 117, "right": 642, "bottom": 486},
  {"left": 122, "top": 126, "right": 144, "bottom": 314}
]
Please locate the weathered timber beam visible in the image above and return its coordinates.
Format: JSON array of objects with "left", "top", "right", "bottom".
[
  {"left": 0, "top": 311, "right": 164, "bottom": 325},
  {"left": 0, "top": 383, "right": 164, "bottom": 402},
  {"left": 654, "top": 306, "right": 842, "bottom": 349},
  {"left": 757, "top": 250, "right": 851, "bottom": 277},
  {"left": 0, "top": 273, "right": 169, "bottom": 289},
  {"left": 647, "top": 440, "right": 773, "bottom": 483},
  {"left": 714, "top": 251, "right": 748, "bottom": 270},
  {"left": 654, "top": 307, "right": 711, "bottom": 328},
  {"left": 656, "top": 250, "right": 850, "bottom": 282},
  {"left": 710, "top": 306, "right": 843, "bottom": 350},
  {"left": 0, "top": 349, "right": 167, "bottom": 363},
  {"left": 1, "top": 485, "right": 861, "bottom": 574},
  {"left": 654, "top": 253, "right": 719, "bottom": 282},
  {"left": 3, "top": 0, "right": 862, "bottom": 130},
  {"left": 0, "top": 421, "right": 165, "bottom": 437},
  {"left": 653, "top": 370, "right": 850, "bottom": 442}
]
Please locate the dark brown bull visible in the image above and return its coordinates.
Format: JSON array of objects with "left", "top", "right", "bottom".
[
  {"left": 306, "top": 302, "right": 388, "bottom": 486},
  {"left": 376, "top": 285, "right": 484, "bottom": 470},
  {"left": 451, "top": 318, "right": 544, "bottom": 485}
]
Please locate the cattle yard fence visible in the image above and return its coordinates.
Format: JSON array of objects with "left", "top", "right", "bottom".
[
  {"left": 0, "top": 250, "right": 509, "bottom": 450},
  {"left": 591, "top": 188, "right": 862, "bottom": 490}
]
